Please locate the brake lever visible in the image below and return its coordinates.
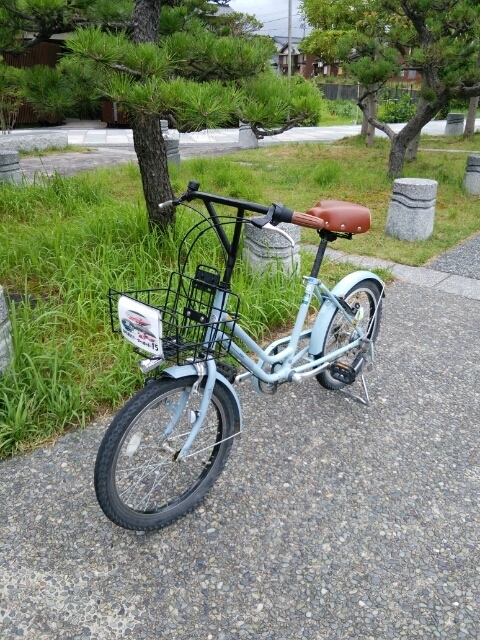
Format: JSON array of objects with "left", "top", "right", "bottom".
[
  {"left": 249, "top": 202, "right": 287, "bottom": 229},
  {"left": 249, "top": 213, "right": 272, "bottom": 228}
]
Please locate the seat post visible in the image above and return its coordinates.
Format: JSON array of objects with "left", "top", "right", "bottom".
[{"left": 310, "top": 230, "right": 335, "bottom": 278}]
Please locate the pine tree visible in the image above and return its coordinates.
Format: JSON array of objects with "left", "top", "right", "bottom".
[
  {"left": 1, "top": 0, "right": 322, "bottom": 229},
  {"left": 301, "top": 0, "right": 480, "bottom": 176}
]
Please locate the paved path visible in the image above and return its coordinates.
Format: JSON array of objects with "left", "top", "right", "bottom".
[
  {"left": 426, "top": 232, "right": 480, "bottom": 281},
  {"left": 2, "top": 119, "right": 480, "bottom": 639},
  {"left": 10, "top": 117, "right": 480, "bottom": 146},
  {"left": 1, "top": 282, "right": 479, "bottom": 639}
]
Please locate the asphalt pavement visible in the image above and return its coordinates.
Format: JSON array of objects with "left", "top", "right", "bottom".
[{"left": 1, "top": 121, "right": 480, "bottom": 639}]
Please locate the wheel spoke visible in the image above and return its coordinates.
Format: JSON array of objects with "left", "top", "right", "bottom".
[
  {"left": 315, "top": 281, "right": 382, "bottom": 391},
  {"left": 133, "top": 465, "right": 176, "bottom": 511},
  {"left": 94, "top": 376, "right": 234, "bottom": 530}
]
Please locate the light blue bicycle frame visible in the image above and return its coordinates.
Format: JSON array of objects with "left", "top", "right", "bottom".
[{"left": 163, "top": 269, "right": 383, "bottom": 460}]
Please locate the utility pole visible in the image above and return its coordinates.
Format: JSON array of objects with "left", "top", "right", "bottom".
[{"left": 287, "top": 0, "right": 292, "bottom": 80}]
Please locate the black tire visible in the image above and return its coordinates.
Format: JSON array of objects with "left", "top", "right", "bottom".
[
  {"left": 94, "top": 376, "right": 235, "bottom": 531},
  {"left": 315, "top": 279, "right": 383, "bottom": 391}
]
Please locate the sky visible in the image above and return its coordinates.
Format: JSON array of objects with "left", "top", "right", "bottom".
[{"left": 229, "top": 0, "right": 311, "bottom": 39}]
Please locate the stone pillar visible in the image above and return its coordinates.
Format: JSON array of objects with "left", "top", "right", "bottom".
[
  {"left": 0, "top": 150, "right": 22, "bottom": 185},
  {"left": 239, "top": 122, "right": 258, "bottom": 150},
  {"left": 463, "top": 154, "right": 480, "bottom": 195},
  {"left": 444, "top": 113, "right": 465, "bottom": 136},
  {"left": 385, "top": 178, "right": 438, "bottom": 241},
  {"left": 160, "top": 120, "right": 180, "bottom": 164},
  {"left": 243, "top": 223, "right": 300, "bottom": 273},
  {"left": 0, "top": 285, "right": 12, "bottom": 375}
]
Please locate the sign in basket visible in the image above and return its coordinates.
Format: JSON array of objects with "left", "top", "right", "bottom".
[{"left": 117, "top": 296, "right": 163, "bottom": 357}]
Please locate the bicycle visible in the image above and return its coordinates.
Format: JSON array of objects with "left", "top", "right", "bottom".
[{"left": 95, "top": 180, "right": 384, "bottom": 531}]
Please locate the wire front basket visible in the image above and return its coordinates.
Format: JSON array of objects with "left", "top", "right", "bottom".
[{"left": 108, "top": 265, "right": 240, "bottom": 365}]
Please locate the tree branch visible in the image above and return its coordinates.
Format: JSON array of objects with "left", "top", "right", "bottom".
[
  {"left": 109, "top": 62, "right": 143, "bottom": 78},
  {"left": 357, "top": 83, "right": 396, "bottom": 140},
  {"left": 72, "top": 19, "right": 132, "bottom": 31},
  {"left": 457, "top": 82, "right": 480, "bottom": 99},
  {"left": 0, "top": 2, "right": 35, "bottom": 22},
  {"left": 250, "top": 115, "right": 306, "bottom": 139}
]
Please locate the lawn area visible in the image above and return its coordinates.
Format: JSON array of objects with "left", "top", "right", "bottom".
[
  {"left": 221, "top": 134, "right": 480, "bottom": 266},
  {"left": 1, "top": 132, "right": 477, "bottom": 456}
]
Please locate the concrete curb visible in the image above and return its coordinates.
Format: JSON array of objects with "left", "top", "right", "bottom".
[
  {"left": 305, "top": 246, "right": 480, "bottom": 301},
  {"left": 0, "top": 132, "right": 68, "bottom": 152}
]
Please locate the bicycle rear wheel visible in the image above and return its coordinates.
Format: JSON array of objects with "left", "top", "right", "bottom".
[
  {"left": 94, "top": 376, "right": 235, "bottom": 531},
  {"left": 315, "top": 279, "right": 383, "bottom": 390}
]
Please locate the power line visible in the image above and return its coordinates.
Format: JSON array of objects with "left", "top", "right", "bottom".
[
  {"left": 257, "top": 27, "right": 305, "bottom": 32},
  {"left": 261, "top": 13, "right": 300, "bottom": 24}
]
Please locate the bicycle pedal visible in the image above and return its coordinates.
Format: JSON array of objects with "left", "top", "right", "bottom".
[
  {"left": 216, "top": 361, "right": 238, "bottom": 383},
  {"left": 330, "top": 362, "right": 356, "bottom": 385}
]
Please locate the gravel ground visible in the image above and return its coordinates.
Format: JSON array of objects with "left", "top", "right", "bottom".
[
  {"left": 1, "top": 281, "right": 479, "bottom": 639},
  {"left": 426, "top": 232, "right": 480, "bottom": 280}
]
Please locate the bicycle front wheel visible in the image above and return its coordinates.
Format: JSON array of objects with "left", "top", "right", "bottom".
[
  {"left": 94, "top": 376, "right": 235, "bottom": 531},
  {"left": 315, "top": 279, "right": 383, "bottom": 391}
]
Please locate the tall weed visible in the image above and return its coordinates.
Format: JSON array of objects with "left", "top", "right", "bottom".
[{"left": 0, "top": 164, "right": 319, "bottom": 456}]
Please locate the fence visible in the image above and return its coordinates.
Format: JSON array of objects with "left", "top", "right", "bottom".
[
  {"left": 2, "top": 42, "right": 63, "bottom": 125},
  {"left": 320, "top": 83, "right": 420, "bottom": 103}
]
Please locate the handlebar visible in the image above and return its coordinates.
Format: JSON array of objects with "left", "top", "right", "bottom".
[{"left": 158, "top": 180, "right": 325, "bottom": 231}]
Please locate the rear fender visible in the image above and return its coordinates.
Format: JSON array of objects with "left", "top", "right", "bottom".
[
  {"left": 309, "top": 271, "right": 384, "bottom": 356},
  {"left": 162, "top": 364, "right": 242, "bottom": 434}
]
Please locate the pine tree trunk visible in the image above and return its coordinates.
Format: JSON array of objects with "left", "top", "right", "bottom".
[
  {"left": 361, "top": 108, "right": 369, "bottom": 137},
  {"left": 360, "top": 87, "right": 369, "bottom": 137},
  {"left": 387, "top": 91, "right": 449, "bottom": 177},
  {"left": 405, "top": 132, "right": 420, "bottom": 162},
  {"left": 464, "top": 52, "right": 480, "bottom": 139},
  {"left": 131, "top": 0, "right": 174, "bottom": 231},
  {"left": 132, "top": 0, "right": 162, "bottom": 43},
  {"left": 132, "top": 115, "right": 174, "bottom": 229},
  {"left": 464, "top": 97, "right": 479, "bottom": 138},
  {"left": 388, "top": 136, "right": 408, "bottom": 178},
  {"left": 405, "top": 97, "right": 428, "bottom": 162},
  {"left": 366, "top": 91, "right": 377, "bottom": 147}
]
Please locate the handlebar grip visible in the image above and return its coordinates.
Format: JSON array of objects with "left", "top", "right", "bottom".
[{"left": 291, "top": 212, "right": 325, "bottom": 230}]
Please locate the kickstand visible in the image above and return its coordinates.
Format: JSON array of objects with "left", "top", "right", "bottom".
[{"left": 337, "top": 374, "right": 370, "bottom": 406}]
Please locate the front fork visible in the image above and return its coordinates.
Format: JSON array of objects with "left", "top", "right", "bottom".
[{"left": 162, "top": 359, "right": 217, "bottom": 460}]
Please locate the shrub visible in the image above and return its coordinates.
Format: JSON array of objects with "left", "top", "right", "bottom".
[
  {"left": 378, "top": 94, "right": 416, "bottom": 123},
  {"left": 325, "top": 99, "right": 356, "bottom": 120}
]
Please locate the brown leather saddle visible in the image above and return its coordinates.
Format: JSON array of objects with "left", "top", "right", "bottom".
[{"left": 305, "top": 200, "right": 371, "bottom": 234}]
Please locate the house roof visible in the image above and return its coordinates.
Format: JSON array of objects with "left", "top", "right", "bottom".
[
  {"left": 272, "top": 36, "right": 303, "bottom": 55},
  {"left": 205, "top": 3, "right": 234, "bottom": 15}
]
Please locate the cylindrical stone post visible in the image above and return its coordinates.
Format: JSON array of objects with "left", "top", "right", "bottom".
[
  {"left": 243, "top": 223, "right": 300, "bottom": 273},
  {"left": 463, "top": 154, "right": 480, "bottom": 195},
  {"left": 0, "top": 150, "right": 22, "bottom": 185},
  {"left": 239, "top": 121, "right": 258, "bottom": 149},
  {"left": 160, "top": 119, "right": 180, "bottom": 164},
  {"left": 444, "top": 113, "right": 465, "bottom": 136},
  {"left": 0, "top": 285, "right": 12, "bottom": 375},
  {"left": 385, "top": 178, "right": 438, "bottom": 241}
]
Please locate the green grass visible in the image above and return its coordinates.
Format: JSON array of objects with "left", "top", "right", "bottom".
[
  {"left": 0, "top": 161, "right": 378, "bottom": 457},
  {"left": 226, "top": 135, "right": 480, "bottom": 266},
  {"left": 18, "top": 145, "right": 92, "bottom": 158}
]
